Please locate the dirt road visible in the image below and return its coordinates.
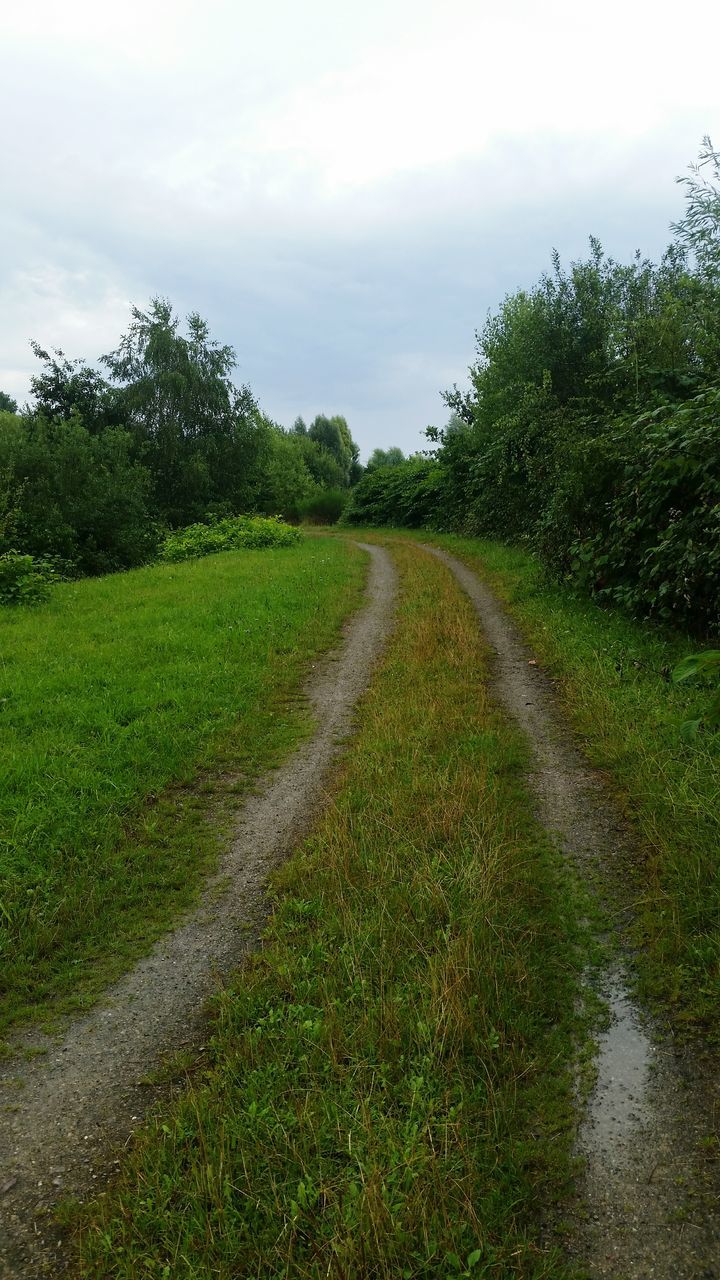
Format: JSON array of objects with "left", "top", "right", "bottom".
[
  {"left": 424, "top": 544, "right": 720, "bottom": 1280},
  {"left": 0, "top": 543, "right": 397, "bottom": 1279}
]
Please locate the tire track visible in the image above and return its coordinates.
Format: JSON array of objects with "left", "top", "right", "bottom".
[
  {"left": 422, "top": 542, "right": 720, "bottom": 1280},
  {"left": 0, "top": 543, "right": 396, "bottom": 1279}
]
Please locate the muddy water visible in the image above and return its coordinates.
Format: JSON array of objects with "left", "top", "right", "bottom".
[{"left": 423, "top": 545, "right": 720, "bottom": 1280}]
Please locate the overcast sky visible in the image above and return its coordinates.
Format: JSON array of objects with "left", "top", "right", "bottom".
[{"left": 1, "top": 0, "right": 718, "bottom": 459}]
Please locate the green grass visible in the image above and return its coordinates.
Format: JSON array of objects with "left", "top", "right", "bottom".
[
  {"left": 75, "top": 542, "right": 585, "bottom": 1279},
  {"left": 393, "top": 532, "right": 720, "bottom": 1032},
  {"left": 0, "top": 538, "right": 364, "bottom": 1037}
]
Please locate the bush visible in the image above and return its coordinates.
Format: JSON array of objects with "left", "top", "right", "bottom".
[
  {"left": 570, "top": 389, "right": 720, "bottom": 633},
  {"left": 0, "top": 415, "right": 158, "bottom": 575},
  {"left": 0, "top": 552, "right": 54, "bottom": 605},
  {"left": 341, "top": 459, "right": 445, "bottom": 528},
  {"left": 159, "top": 515, "right": 301, "bottom": 562},
  {"left": 297, "top": 489, "right": 347, "bottom": 525}
]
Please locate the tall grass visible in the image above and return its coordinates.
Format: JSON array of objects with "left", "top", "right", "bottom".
[
  {"left": 0, "top": 540, "right": 364, "bottom": 1036},
  {"left": 75, "top": 543, "right": 583, "bottom": 1279}
]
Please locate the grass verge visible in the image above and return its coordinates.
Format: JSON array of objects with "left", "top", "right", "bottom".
[
  {"left": 75, "top": 542, "right": 584, "bottom": 1279},
  {"left": 0, "top": 538, "right": 364, "bottom": 1037},
  {"left": 392, "top": 532, "right": 720, "bottom": 1033}
]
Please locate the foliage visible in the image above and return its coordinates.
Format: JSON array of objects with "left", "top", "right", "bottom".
[
  {"left": 15, "top": 303, "right": 357, "bottom": 571},
  {"left": 0, "top": 538, "right": 364, "bottom": 1033},
  {"left": 159, "top": 515, "right": 301, "bottom": 562},
  {"left": 672, "top": 649, "right": 720, "bottom": 739},
  {"left": 674, "top": 137, "right": 720, "bottom": 273},
  {"left": 570, "top": 390, "right": 720, "bottom": 632},
  {"left": 342, "top": 456, "right": 445, "bottom": 528},
  {"left": 307, "top": 414, "right": 361, "bottom": 485},
  {"left": 0, "top": 392, "right": 18, "bottom": 414},
  {"left": 101, "top": 298, "right": 266, "bottom": 526},
  {"left": 357, "top": 144, "right": 720, "bottom": 635},
  {"left": 0, "top": 413, "right": 157, "bottom": 575},
  {"left": 0, "top": 552, "right": 54, "bottom": 605},
  {"left": 28, "top": 343, "right": 123, "bottom": 433},
  {"left": 297, "top": 487, "right": 347, "bottom": 524},
  {"left": 254, "top": 423, "right": 318, "bottom": 520},
  {"left": 366, "top": 445, "right": 405, "bottom": 471}
]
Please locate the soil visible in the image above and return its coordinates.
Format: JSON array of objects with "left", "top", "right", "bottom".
[
  {"left": 423, "top": 545, "right": 720, "bottom": 1280},
  {"left": 0, "top": 542, "right": 397, "bottom": 1279}
]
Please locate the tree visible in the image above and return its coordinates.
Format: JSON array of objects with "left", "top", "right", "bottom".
[
  {"left": 674, "top": 136, "right": 720, "bottom": 275},
  {"left": 254, "top": 422, "right": 317, "bottom": 520},
  {"left": 0, "top": 413, "right": 156, "bottom": 573},
  {"left": 101, "top": 299, "right": 264, "bottom": 524},
  {"left": 672, "top": 137, "right": 720, "bottom": 373},
  {"left": 28, "top": 344, "right": 122, "bottom": 432},
  {"left": 0, "top": 391, "right": 17, "bottom": 414},
  {"left": 307, "top": 414, "right": 361, "bottom": 485},
  {"left": 366, "top": 447, "right": 405, "bottom": 472}
]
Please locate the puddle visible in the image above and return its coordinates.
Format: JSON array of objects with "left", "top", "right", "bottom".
[{"left": 580, "top": 972, "right": 654, "bottom": 1170}]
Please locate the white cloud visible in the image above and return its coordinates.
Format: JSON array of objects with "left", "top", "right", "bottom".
[{"left": 1, "top": 0, "right": 718, "bottom": 450}]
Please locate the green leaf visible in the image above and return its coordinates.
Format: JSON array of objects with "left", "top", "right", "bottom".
[{"left": 673, "top": 651, "right": 720, "bottom": 683}]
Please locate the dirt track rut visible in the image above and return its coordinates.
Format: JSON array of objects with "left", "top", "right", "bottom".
[
  {"left": 0, "top": 543, "right": 396, "bottom": 1279},
  {"left": 423, "top": 543, "right": 720, "bottom": 1280}
]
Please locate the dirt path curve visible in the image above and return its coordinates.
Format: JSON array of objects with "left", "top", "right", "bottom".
[
  {"left": 0, "top": 543, "right": 397, "bottom": 1280},
  {"left": 422, "top": 544, "right": 720, "bottom": 1280}
]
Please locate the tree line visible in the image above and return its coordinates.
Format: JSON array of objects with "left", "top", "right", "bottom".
[
  {"left": 0, "top": 299, "right": 367, "bottom": 576},
  {"left": 345, "top": 140, "right": 720, "bottom": 635}
]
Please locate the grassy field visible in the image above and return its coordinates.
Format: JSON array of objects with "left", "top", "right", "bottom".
[
  {"left": 75, "top": 542, "right": 585, "bottom": 1279},
  {"left": 388, "top": 533, "right": 720, "bottom": 1033},
  {"left": 0, "top": 538, "right": 364, "bottom": 1038}
]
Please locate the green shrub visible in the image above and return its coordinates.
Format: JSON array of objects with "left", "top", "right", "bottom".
[
  {"left": 0, "top": 552, "right": 54, "bottom": 605},
  {"left": 0, "top": 415, "right": 157, "bottom": 575},
  {"left": 570, "top": 389, "right": 720, "bottom": 633},
  {"left": 341, "top": 459, "right": 445, "bottom": 527},
  {"left": 297, "top": 488, "right": 347, "bottom": 525},
  {"left": 159, "top": 515, "right": 301, "bottom": 563}
]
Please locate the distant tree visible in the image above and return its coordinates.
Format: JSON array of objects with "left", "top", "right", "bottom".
[
  {"left": 366, "top": 446, "right": 405, "bottom": 472},
  {"left": 291, "top": 415, "right": 308, "bottom": 435},
  {"left": 0, "top": 391, "right": 18, "bottom": 414},
  {"left": 308, "top": 413, "right": 361, "bottom": 485},
  {"left": 255, "top": 423, "right": 317, "bottom": 520}
]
